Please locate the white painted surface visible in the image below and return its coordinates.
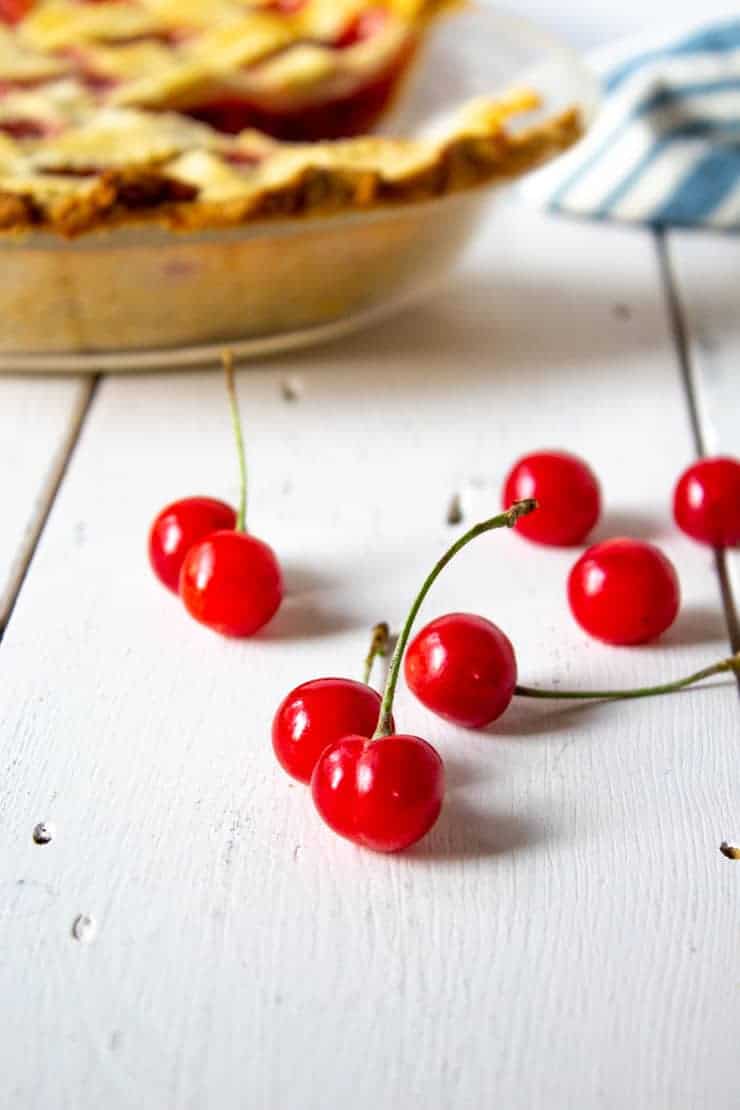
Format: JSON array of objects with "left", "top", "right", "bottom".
[
  {"left": 494, "top": 0, "right": 739, "bottom": 49},
  {"left": 0, "top": 206, "right": 738, "bottom": 1109},
  {"left": 0, "top": 375, "right": 91, "bottom": 628}
]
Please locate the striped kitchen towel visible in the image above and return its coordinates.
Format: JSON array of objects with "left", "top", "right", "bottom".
[{"left": 531, "top": 17, "right": 740, "bottom": 230}]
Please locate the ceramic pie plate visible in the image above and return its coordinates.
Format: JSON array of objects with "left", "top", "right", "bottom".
[{"left": 0, "top": 6, "right": 599, "bottom": 373}]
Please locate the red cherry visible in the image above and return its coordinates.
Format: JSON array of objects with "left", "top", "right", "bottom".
[
  {"left": 405, "top": 613, "right": 517, "bottom": 728},
  {"left": 148, "top": 497, "right": 236, "bottom": 593},
  {"left": 179, "top": 529, "right": 283, "bottom": 637},
  {"left": 568, "top": 538, "right": 680, "bottom": 645},
  {"left": 272, "top": 678, "right": 387, "bottom": 784},
  {"left": 503, "top": 450, "right": 601, "bottom": 546},
  {"left": 311, "top": 734, "right": 444, "bottom": 853},
  {"left": 673, "top": 456, "right": 740, "bottom": 548}
]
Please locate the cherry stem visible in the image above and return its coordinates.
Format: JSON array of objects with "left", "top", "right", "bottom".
[
  {"left": 372, "top": 499, "right": 538, "bottom": 740},
  {"left": 223, "top": 350, "right": 248, "bottom": 533},
  {"left": 515, "top": 651, "right": 740, "bottom": 703},
  {"left": 363, "top": 622, "right": 391, "bottom": 687}
]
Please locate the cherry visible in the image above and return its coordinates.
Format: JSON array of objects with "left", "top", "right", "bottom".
[
  {"left": 149, "top": 497, "right": 236, "bottom": 593},
  {"left": 673, "top": 456, "right": 740, "bottom": 548},
  {"left": 310, "top": 500, "right": 537, "bottom": 852},
  {"left": 405, "top": 612, "right": 739, "bottom": 730},
  {"left": 273, "top": 679, "right": 385, "bottom": 784},
  {"left": 568, "top": 537, "right": 680, "bottom": 645},
  {"left": 178, "top": 354, "right": 282, "bottom": 638},
  {"left": 311, "top": 735, "right": 444, "bottom": 853},
  {"left": 405, "top": 613, "right": 516, "bottom": 728},
  {"left": 273, "top": 625, "right": 392, "bottom": 783},
  {"left": 503, "top": 450, "right": 601, "bottom": 546},
  {"left": 180, "top": 530, "right": 283, "bottom": 637}
]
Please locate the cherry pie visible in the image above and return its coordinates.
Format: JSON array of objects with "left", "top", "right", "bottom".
[{"left": 0, "top": 1, "right": 582, "bottom": 236}]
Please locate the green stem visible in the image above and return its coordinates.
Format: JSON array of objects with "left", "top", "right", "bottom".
[
  {"left": 223, "top": 350, "right": 248, "bottom": 533},
  {"left": 363, "top": 623, "right": 391, "bottom": 687},
  {"left": 515, "top": 651, "right": 740, "bottom": 703},
  {"left": 372, "top": 499, "right": 538, "bottom": 740}
]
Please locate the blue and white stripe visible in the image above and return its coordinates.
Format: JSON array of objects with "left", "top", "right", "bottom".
[{"left": 535, "top": 18, "right": 740, "bottom": 230}]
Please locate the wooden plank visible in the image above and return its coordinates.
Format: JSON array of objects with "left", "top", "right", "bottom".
[
  {"left": 666, "top": 232, "right": 740, "bottom": 645},
  {"left": 0, "top": 375, "right": 93, "bottom": 632},
  {"left": 666, "top": 232, "right": 739, "bottom": 459},
  {"left": 0, "top": 207, "right": 737, "bottom": 1110}
]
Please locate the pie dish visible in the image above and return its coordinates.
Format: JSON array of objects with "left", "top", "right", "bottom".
[{"left": 0, "top": 3, "right": 597, "bottom": 365}]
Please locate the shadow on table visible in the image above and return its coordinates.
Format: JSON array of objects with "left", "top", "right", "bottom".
[
  {"left": 260, "top": 560, "right": 355, "bottom": 640},
  {"left": 412, "top": 795, "right": 543, "bottom": 862},
  {"left": 261, "top": 600, "right": 355, "bottom": 641},
  {"left": 410, "top": 754, "right": 547, "bottom": 861},
  {"left": 662, "top": 602, "right": 730, "bottom": 647},
  {"left": 589, "top": 508, "right": 662, "bottom": 543},
  {"left": 492, "top": 674, "right": 732, "bottom": 740}
]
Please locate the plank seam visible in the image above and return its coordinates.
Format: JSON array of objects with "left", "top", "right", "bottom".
[
  {"left": 0, "top": 374, "right": 100, "bottom": 643},
  {"left": 655, "top": 230, "right": 740, "bottom": 662}
]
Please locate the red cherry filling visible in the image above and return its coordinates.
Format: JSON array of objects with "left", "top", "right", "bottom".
[
  {"left": 267, "top": 0, "right": 308, "bottom": 13},
  {"left": 0, "top": 118, "right": 53, "bottom": 138},
  {"left": 0, "top": 0, "right": 33, "bottom": 25},
  {"left": 185, "top": 6, "right": 406, "bottom": 141},
  {"left": 186, "top": 52, "right": 411, "bottom": 141},
  {"left": 334, "top": 7, "right": 389, "bottom": 48}
]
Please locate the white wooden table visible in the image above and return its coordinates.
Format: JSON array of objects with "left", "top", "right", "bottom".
[{"left": 1, "top": 10, "right": 738, "bottom": 1109}]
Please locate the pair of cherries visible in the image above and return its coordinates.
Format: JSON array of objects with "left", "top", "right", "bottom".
[
  {"left": 274, "top": 451, "right": 740, "bottom": 853},
  {"left": 148, "top": 355, "right": 283, "bottom": 636},
  {"left": 506, "top": 449, "right": 740, "bottom": 646}
]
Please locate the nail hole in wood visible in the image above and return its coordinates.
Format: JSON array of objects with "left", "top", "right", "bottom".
[
  {"left": 281, "top": 376, "right": 303, "bottom": 402},
  {"left": 32, "top": 822, "right": 54, "bottom": 845},
  {"left": 613, "top": 303, "right": 632, "bottom": 320},
  {"left": 446, "top": 494, "right": 464, "bottom": 526},
  {"left": 71, "top": 913, "right": 97, "bottom": 943}
]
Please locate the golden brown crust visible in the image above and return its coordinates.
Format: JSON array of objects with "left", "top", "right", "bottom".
[
  {"left": 0, "top": 3, "right": 585, "bottom": 239},
  {"left": 0, "top": 190, "right": 39, "bottom": 229},
  {"left": 0, "top": 100, "right": 582, "bottom": 237},
  {"left": 44, "top": 169, "right": 199, "bottom": 236}
]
